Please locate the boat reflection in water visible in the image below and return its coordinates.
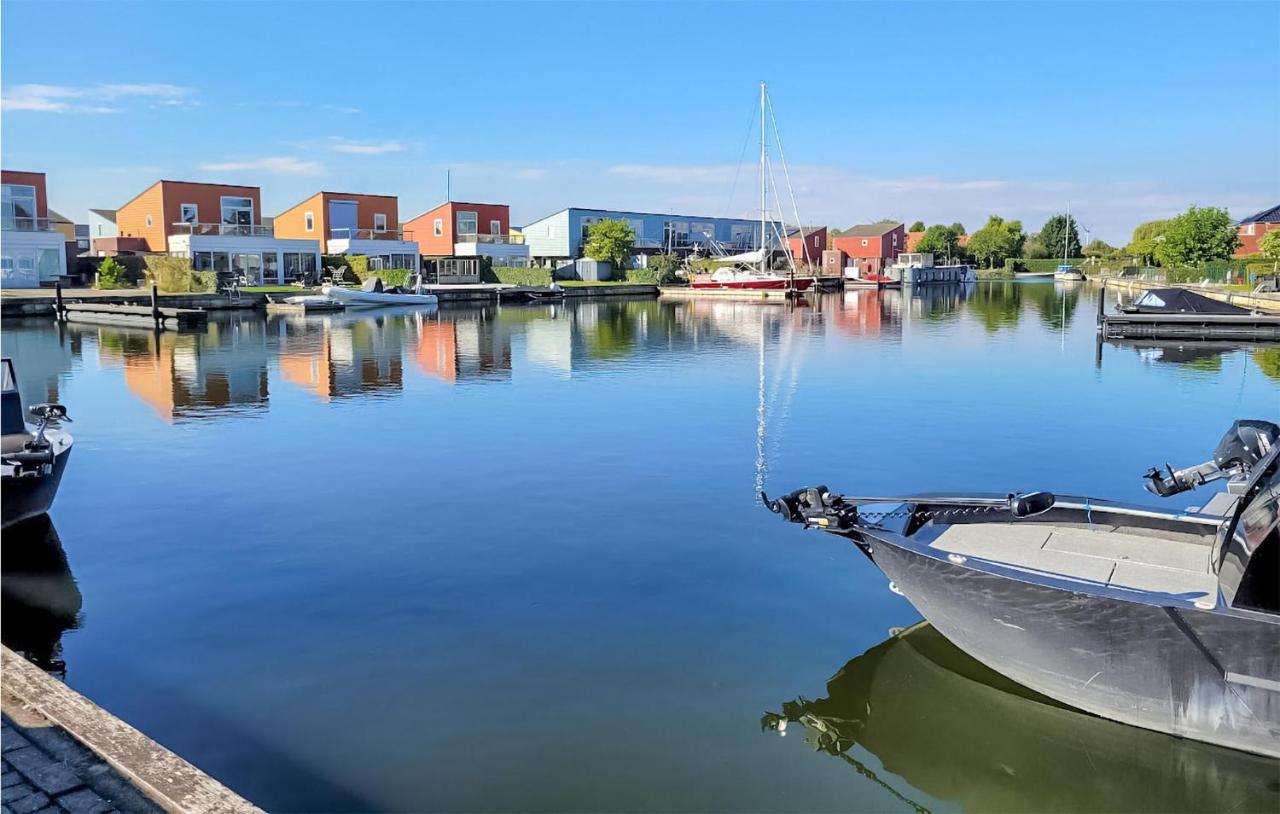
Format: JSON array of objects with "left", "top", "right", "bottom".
[
  {"left": 763, "top": 623, "right": 1280, "bottom": 813},
  {"left": 1, "top": 515, "right": 82, "bottom": 677}
]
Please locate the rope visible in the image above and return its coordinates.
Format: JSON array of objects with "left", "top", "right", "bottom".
[{"left": 767, "top": 89, "right": 811, "bottom": 269}]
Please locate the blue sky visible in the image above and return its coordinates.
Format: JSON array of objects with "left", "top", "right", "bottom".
[{"left": 3, "top": 1, "right": 1277, "bottom": 243}]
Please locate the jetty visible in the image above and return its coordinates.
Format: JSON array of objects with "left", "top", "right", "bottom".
[
  {"left": 53, "top": 284, "right": 208, "bottom": 331},
  {"left": 1095, "top": 280, "right": 1280, "bottom": 340}
]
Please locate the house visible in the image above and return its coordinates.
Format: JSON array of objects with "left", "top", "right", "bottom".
[
  {"left": 906, "top": 230, "right": 925, "bottom": 252},
  {"left": 521, "top": 207, "right": 768, "bottom": 266},
  {"left": 1236, "top": 204, "right": 1280, "bottom": 257},
  {"left": 274, "top": 191, "right": 419, "bottom": 270},
  {"left": 88, "top": 208, "right": 118, "bottom": 239},
  {"left": 786, "top": 227, "right": 827, "bottom": 267},
  {"left": 1, "top": 170, "right": 67, "bottom": 288},
  {"left": 832, "top": 222, "right": 906, "bottom": 274},
  {"left": 115, "top": 180, "right": 321, "bottom": 284},
  {"left": 404, "top": 201, "right": 529, "bottom": 267}
]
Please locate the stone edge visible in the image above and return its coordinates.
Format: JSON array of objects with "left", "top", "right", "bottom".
[{"left": 2, "top": 646, "right": 262, "bottom": 814}]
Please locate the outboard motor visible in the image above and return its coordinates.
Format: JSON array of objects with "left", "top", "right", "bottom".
[{"left": 1143, "top": 419, "right": 1279, "bottom": 497}]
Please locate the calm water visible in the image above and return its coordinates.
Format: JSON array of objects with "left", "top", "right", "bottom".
[{"left": 3, "top": 283, "right": 1278, "bottom": 813}]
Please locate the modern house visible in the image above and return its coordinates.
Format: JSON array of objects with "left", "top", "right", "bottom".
[
  {"left": 832, "top": 222, "right": 906, "bottom": 274},
  {"left": 274, "top": 191, "right": 419, "bottom": 270},
  {"left": 88, "top": 208, "right": 118, "bottom": 240},
  {"left": 115, "top": 180, "right": 321, "bottom": 284},
  {"left": 1, "top": 170, "right": 67, "bottom": 288},
  {"left": 1236, "top": 205, "right": 1280, "bottom": 257},
  {"left": 404, "top": 201, "right": 529, "bottom": 267},
  {"left": 521, "top": 207, "right": 768, "bottom": 266},
  {"left": 786, "top": 226, "right": 827, "bottom": 266}
]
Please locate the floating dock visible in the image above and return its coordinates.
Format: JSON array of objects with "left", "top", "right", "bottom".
[
  {"left": 60, "top": 302, "right": 207, "bottom": 331},
  {"left": 1101, "top": 312, "right": 1280, "bottom": 340},
  {"left": 264, "top": 300, "right": 345, "bottom": 314}
]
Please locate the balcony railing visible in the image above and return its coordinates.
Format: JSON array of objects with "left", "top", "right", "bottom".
[
  {"left": 3, "top": 216, "right": 56, "bottom": 232},
  {"left": 328, "top": 227, "right": 412, "bottom": 241},
  {"left": 172, "top": 222, "right": 274, "bottom": 237},
  {"left": 456, "top": 233, "right": 524, "bottom": 245}
]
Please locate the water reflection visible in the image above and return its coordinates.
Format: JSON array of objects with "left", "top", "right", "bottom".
[
  {"left": 763, "top": 624, "right": 1279, "bottom": 813},
  {"left": 1109, "top": 340, "right": 1280, "bottom": 380},
  {"left": 1, "top": 516, "right": 82, "bottom": 678}
]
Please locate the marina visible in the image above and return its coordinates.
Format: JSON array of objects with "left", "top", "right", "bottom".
[{"left": 2, "top": 282, "right": 1276, "bottom": 811}]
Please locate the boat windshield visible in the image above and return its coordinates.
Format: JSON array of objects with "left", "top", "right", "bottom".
[
  {"left": 1, "top": 359, "right": 15, "bottom": 394},
  {"left": 1218, "top": 444, "right": 1280, "bottom": 612}
]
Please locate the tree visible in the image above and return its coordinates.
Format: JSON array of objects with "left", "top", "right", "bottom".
[
  {"left": 908, "top": 220, "right": 926, "bottom": 232},
  {"left": 915, "top": 224, "right": 965, "bottom": 262},
  {"left": 1038, "top": 214, "right": 1082, "bottom": 259},
  {"left": 583, "top": 219, "right": 636, "bottom": 271},
  {"left": 95, "top": 257, "right": 127, "bottom": 289},
  {"left": 1154, "top": 206, "right": 1239, "bottom": 266},
  {"left": 1125, "top": 219, "right": 1170, "bottom": 265},
  {"left": 949, "top": 223, "right": 966, "bottom": 236},
  {"left": 1255, "top": 229, "right": 1280, "bottom": 260},
  {"left": 967, "top": 215, "right": 1026, "bottom": 268},
  {"left": 1022, "top": 236, "right": 1052, "bottom": 259},
  {"left": 1083, "top": 239, "right": 1118, "bottom": 259}
]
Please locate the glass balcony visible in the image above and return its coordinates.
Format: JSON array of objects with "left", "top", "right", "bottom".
[{"left": 172, "top": 222, "right": 275, "bottom": 237}]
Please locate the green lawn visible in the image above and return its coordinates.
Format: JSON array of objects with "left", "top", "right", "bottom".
[{"left": 241, "top": 285, "right": 314, "bottom": 293}]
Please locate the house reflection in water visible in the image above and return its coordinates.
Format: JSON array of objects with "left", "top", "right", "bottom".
[
  {"left": 276, "top": 313, "right": 406, "bottom": 401},
  {"left": 828, "top": 289, "right": 903, "bottom": 341},
  {"left": 91, "top": 318, "right": 269, "bottom": 421},
  {"left": 412, "top": 310, "right": 512, "bottom": 384}
]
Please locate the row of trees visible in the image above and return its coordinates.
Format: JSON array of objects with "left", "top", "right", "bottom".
[{"left": 1123, "top": 206, "right": 1240, "bottom": 266}]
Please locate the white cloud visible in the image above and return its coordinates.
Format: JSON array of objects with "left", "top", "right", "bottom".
[
  {"left": 2, "top": 83, "right": 194, "bottom": 113},
  {"left": 514, "top": 168, "right": 549, "bottom": 180},
  {"left": 330, "top": 139, "right": 405, "bottom": 155},
  {"left": 197, "top": 156, "right": 324, "bottom": 176}
]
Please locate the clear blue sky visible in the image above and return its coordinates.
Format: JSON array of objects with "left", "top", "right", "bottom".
[{"left": 3, "top": 1, "right": 1277, "bottom": 243}]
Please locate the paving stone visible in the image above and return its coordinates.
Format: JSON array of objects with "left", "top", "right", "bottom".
[
  {"left": 3, "top": 781, "right": 35, "bottom": 804},
  {"left": 7, "top": 791, "right": 48, "bottom": 814},
  {"left": 1, "top": 733, "right": 30, "bottom": 755},
  {"left": 2, "top": 751, "right": 80, "bottom": 798},
  {"left": 50, "top": 789, "right": 112, "bottom": 814},
  {"left": 0, "top": 774, "right": 19, "bottom": 789}
]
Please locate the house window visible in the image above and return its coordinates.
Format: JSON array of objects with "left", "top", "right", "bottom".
[
  {"left": 433, "top": 218, "right": 443, "bottom": 237},
  {"left": 580, "top": 217, "right": 597, "bottom": 241},
  {"left": 146, "top": 214, "right": 153, "bottom": 227},
  {"left": 180, "top": 204, "right": 198, "bottom": 224},
  {"left": 691, "top": 222, "right": 714, "bottom": 244},
  {"left": 456, "top": 211, "right": 478, "bottom": 235},
  {"left": 1245, "top": 224, "right": 1256, "bottom": 236},
  {"left": 374, "top": 213, "right": 388, "bottom": 233},
  {"left": 490, "top": 219, "right": 501, "bottom": 235},
  {"left": 861, "top": 239, "right": 869, "bottom": 247},
  {"left": 304, "top": 211, "right": 314, "bottom": 232},
  {"left": 1, "top": 184, "right": 38, "bottom": 230},
  {"left": 220, "top": 196, "right": 254, "bottom": 230}
]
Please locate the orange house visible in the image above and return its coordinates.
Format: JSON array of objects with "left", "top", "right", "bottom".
[
  {"left": 114, "top": 179, "right": 321, "bottom": 284},
  {"left": 832, "top": 222, "right": 906, "bottom": 274},
  {"left": 1235, "top": 204, "right": 1280, "bottom": 257},
  {"left": 404, "top": 201, "right": 529, "bottom": 266},
  {"left": 786, "top": 226, "right": 827, "bottom": 266},
  {"left": 275, "top": 191, "right": 419, "bottom": 269},
  {"left": 2, "top": 169, "right": 67, "bottom": 287}
]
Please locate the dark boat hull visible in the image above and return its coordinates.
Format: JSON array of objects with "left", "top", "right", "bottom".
[
  {"left": 2, "top": 444, "right": 71, "bottom": 529},
  {"left": 868, "top": 538, "right": 1280, "bottom": 757}
]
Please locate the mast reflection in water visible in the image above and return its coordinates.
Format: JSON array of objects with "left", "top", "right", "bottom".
[
  {"left": 1, "top": 516, "right": 82, "bottom": 677},
  {"left": 763, "top": 623, "right": 1280, "bottom": 813}
]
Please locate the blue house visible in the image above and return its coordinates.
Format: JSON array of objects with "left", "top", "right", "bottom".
[{"left": 521, "top": 207, "right": 776, "bottom": 266}]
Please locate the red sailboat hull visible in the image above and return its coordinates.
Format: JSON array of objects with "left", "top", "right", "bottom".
[{"left": 690, "top": 278, "right": 815, "bottom": 291}]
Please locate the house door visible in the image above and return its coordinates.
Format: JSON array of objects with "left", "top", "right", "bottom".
[
  {"left": 232, "top": 253, "right": 263, "bottom": 286},
  {"left": 328, "top": 200, "right": 358, "bottom": 240}
]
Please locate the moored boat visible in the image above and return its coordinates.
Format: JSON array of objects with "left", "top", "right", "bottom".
[
  {"left": 2, "top": 359, "right": 73, "bottom": 530},
  {"left": 691, "top": 269, "right": 814, "bottom": 291},
  {"left": 1054, "top": 263, "right": 1085, "bottom": 281},
  {"left": 320, "top": 284, "right": 439, "bottom": 308},
  {"left": 764, "top": 419, "right": 1280, "bottom": 757}
]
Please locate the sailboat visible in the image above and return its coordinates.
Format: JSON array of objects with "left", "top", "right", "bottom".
[
  {"left": 1054, "top": 204, "right": 1085, "bottom": 281},
  {"left": 691, "top": 83, "right": 814, "bottom": 293}
]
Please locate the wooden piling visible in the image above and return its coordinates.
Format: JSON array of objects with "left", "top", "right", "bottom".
[
  {"left": 1095, "top": 280, "right": 1105, "bottom": 332},
  {"left": 150, "top": 283, "right": 161, "bottom": 331},
  {"left": 54, "top": 281, "right": 65, "bottom": 321}
]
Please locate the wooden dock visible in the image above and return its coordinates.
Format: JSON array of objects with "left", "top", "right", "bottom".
[
  {"left": 265, "top": 300, "right": 345, "bottom": 314},
  {"left": 1101, "top": 312, "right": 1280, "bottom": 340}
]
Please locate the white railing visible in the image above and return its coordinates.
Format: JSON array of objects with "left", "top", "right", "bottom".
[
  {"left": 455, "top": 233, "right": 524, "bottom": 245},
  {"left": 329, "top": 227, "right": 412, "bottom": 241},
  {"left": 172, "top": 222, "right": 274, "bottom": 237},
  {"left": 3, "top": 216, "right": 56, "bottom": 232}
]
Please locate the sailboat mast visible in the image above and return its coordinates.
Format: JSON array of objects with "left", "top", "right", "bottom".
[
  {"left": 760, "top": 81, "right": 767, "bottom": 275},
  {"left": 1063, "top": 202, "right": 1071, "bottom": 264}
]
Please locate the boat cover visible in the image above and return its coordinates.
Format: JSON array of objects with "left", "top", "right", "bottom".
[{"left": 1125, "top": 288, "right": 1250, "bottom": 315}]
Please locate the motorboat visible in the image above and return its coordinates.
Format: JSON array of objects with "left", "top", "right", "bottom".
[
  {"left": 1013, "top": 270, "right": 1056, "bottom": 280},
  {"left": 1, "top": 359, "right": 73, "bottom": 530},
  {"left": 842, "top": 271, "right": 900, "bottom": 290},
  {"left": 1054, "top": 263, "right": 1085, "bottom": 281},
  {"left": 320, "top": 278, "right": 439, "bottom": 308},
  {"left": 762, "top": 623, "right": 1280, "bottom": 813},
  {"left": 1118, "top": 287, "right": 1251, "bottom": 315},
  {"left": 691, "top": 268, "right": 814, "bottom": 291},
  {"left": 764, "top": 419, "right": 1280, "bottom": 757}
]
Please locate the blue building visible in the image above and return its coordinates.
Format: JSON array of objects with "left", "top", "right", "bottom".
[{"left": 521, "top": 207, "right": 776, "bottom": 266}]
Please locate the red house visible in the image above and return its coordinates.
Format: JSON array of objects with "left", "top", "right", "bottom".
[
  {"left": 1236, "top": 204, "right": 1280, "bottom": 257},
  {"left": 832, "top": 222, "right": 906, "bottom": 274},
  {"left": 785, "top": 226, "right": 827, "bottom": 267},
  {"left": 403, "top": 200, "right": 528, "bottom": 266}
]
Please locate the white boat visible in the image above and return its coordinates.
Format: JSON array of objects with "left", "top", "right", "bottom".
[
  {"left": 320, "top": 285, "right": 439, "bottom": 308},
  {"left": 1052, "top": 203, "right": 1085, "bottom": 281},
  {"left": 283, "top": 294, "right": 341, "bottom": 306}
]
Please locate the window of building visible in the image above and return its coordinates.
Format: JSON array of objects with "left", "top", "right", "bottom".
[
  {"left": 580, "top": 217, "right": 597, "bottom": 241},
  {"left": 433, "top": 218, "right": 443, "bottom": 237},
  {"left": 861, "top": 239, "right": 869, "bottom": 247},
  {"left": 691, "top": 222, "right": 714, "bottom": 244},
  {"left": 283, "top": 253, "right": 317, "bottom": 280},
  {"left": 37, "top": 249, "right": 61, "bottom": 281},
  {"left": 180, "top": 204, "right": 198, "bottom": 224},
  {"left": 456, "top": 211, "right": 478, "bottom": 235},
  {"left": 304, "top": 211, "right": 314, "bottom": 232},
  {"left": 374, "top": 213, "right": 388, "bottom": 233},
  {"left": 145, "top": 214, "right": 153, "bottom": 227},
  {"left": 220, "top": 196, "right": 254, "bottom": 228},
  {"left": 490, "top": 219, "right": 501, "bottom": 235},
  {"left": 629, "top": 219, "right": 646, "bottom": 243},
  {"left": 1245, "top": 224, "right": 1256, "bottom": 236},
  {"left": 1, "top": 184, "right": 37, "bottom": 230}
]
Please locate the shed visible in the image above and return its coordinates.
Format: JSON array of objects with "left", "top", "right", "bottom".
[{"left": 575, "top": 258, "right": 613, "bottom": 282}]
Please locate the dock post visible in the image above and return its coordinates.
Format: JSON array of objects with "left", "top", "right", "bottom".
[
  {"left": 54, "top": 281, "right": 65, "bottom": 321},
  {"left": 150, "top": 283, "right": 161, "bottom": 332},
  {"left": 1095, "top": 280, "right": 1105, "bottom": 332}
]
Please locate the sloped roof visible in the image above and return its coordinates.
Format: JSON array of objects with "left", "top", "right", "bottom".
[
  {"left": 841, "top": 221, "right": 902, "bottom": 237},
  {"left": 1238, "top": 204, "right": 1280, "bottom": 225},
  {"left": 786, "top": 226, "right": 826, "bottom": 237},
  {"left": 89, "top": 208, "right": 117, "bottom": 223}
]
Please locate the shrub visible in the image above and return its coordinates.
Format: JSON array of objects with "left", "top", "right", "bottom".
[
  {"left": 144, "top": 256, "right": 217, "bottom": 293},
  {"left": 642, "top": 253, "right": 683, "bottom": 284},
  {"left": 492, "top": 266, "right": 552, "bottom": 286},
  {"left": 95, "top": 257, "right": 128, "bottom": 289}
]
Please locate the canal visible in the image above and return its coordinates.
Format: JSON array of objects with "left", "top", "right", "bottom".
[{"left": 3, "top": 282, "right": 1278, "bottom": 812}]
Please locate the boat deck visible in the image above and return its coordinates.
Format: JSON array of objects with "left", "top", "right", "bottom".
[{"left": 930, "top": 522, "right": 1217, "bottom": 598}]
